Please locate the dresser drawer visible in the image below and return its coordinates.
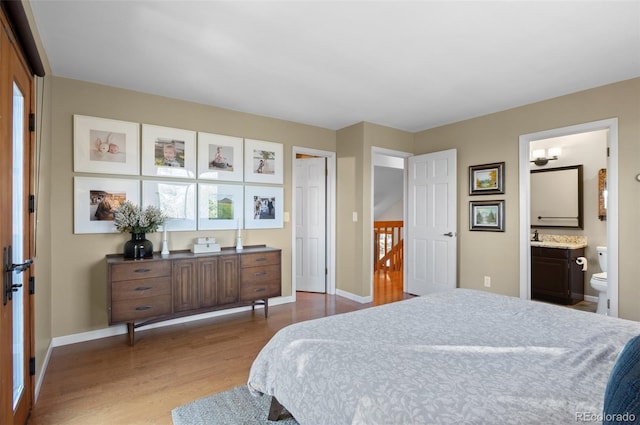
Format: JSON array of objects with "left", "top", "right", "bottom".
[
  {"left": 112, "top": 277, "right": 171, "bottom": 301},
  {"left": 240, "top": 264, "right": 280, "bottom": 284},
  {"left": 240, "top": 251, "right": 280, "bottom": 268},
  {"left": 111, "top": 295, "right": 172, "bottom": 323},
  {"left": 240, "top": 280, "right": 281, "bottom": 301},
  {"left": 110, "top": 261, "right": 171, "bottom": 282}
]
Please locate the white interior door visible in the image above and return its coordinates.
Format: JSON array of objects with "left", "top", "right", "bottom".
[
  {"left": 295, "top": 157, "right": 327, "bottom": 292},
  {"left": 407, "top": 149, "right": 457, "bottom": 295}
]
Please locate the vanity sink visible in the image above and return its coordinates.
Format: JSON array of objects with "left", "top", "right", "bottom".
[
  {"left": 529, "top": 233, "right": 588, "bottom": 249},
  {"left": 530, "top": 240, "right": 587, "bottom": 249}
]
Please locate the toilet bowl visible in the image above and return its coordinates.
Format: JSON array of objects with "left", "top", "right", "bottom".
[{"left": 590, "top": 246, "right": 608, "bottom": 315}]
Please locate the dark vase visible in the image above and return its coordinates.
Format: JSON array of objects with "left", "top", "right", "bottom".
[{"left": 123, "top": 233, "right": 153, "bottom": 259}]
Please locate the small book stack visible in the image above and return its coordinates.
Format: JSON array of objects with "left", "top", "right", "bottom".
[{"left": 191, "top": 237, "right": 221, "bottom": 254}]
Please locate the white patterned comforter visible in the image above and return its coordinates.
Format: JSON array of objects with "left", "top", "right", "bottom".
[{"left": 248, "top": 289, "right": 640, "bottom": 424}]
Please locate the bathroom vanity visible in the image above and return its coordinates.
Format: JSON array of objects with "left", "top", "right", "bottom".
[{"left": 531, "top": 243, "right": 585, "bottom": 305}]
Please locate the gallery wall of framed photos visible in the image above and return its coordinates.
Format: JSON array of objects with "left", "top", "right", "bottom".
[{"left": 73, "top": 114, "right": 284, "bottom": 234}]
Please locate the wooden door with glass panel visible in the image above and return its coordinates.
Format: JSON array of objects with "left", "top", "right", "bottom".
[{"left": 1, "top": 8, "right": 35, "bottom": 425}]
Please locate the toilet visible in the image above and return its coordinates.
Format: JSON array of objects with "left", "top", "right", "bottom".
[{"left": 590, "top": 246, "right": 608, "bottom": 315}]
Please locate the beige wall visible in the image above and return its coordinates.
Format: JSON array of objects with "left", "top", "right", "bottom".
[
  {"left": 34, "top": 76, "right": 53, "bottom": 381},
  {"left": 48, "top": 77, "right": 335, "bottom": 337},
  {"left": 414, "top": 78, "right": 640, "bottom": 321},
  {"left": 336, "top": 123, "right": 364, "bottom": 296},
  {"left": 335, "top": 122, "right": 413, "bottom": 298},
  {"left": 42, "top": 76, "right": 640, "bottom": 347}
]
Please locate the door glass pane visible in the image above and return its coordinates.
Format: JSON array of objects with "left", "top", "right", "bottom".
[{"left": 12, "top": 82, "right": 25, "bottom": 409}]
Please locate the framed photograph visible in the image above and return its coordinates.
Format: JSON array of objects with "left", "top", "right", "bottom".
[
  {"left": 142, "top": 180, "right": 196, "bottom": 231},
  {"left": 198, "top": 183, "right": 244, "bottom": 230},
  {"left": 470, "top": 200, "right": 505, "bottom": 232},
  {"left": 469, "top": 162, "right": 504, "bottom": 195},
  {"left": 141, "top": 124, "right": 196, "bottom": 178},
  {"left": 244, "top": 139, "right": 284, "bottom": 184},
  {"left": 73, "top": 115, "right": 140, "bottom": 175},
  {"left": 245, "top": 185, "right": 284, "bottom": 229},
  {"left": 197, "top": 132, "right": 244, "bottom": 181},
  {"left": 74, "top": 176, "right": 140, "bottom": 234}
]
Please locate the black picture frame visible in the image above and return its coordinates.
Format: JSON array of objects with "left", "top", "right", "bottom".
[
  {"left": 469, "top": 162, "right": 505, "bottom": 195},
  {"left": 470, "top": 200, "right": 505, "bottom": 232}
]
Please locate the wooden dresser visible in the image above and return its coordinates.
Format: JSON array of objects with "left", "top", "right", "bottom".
[{"left": 107, "top": 245, "right": 281, "bottom": 345}]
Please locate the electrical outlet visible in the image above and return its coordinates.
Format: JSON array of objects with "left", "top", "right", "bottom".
[{"left": 484, "top": 276, "right": 491, "bottom": 287}]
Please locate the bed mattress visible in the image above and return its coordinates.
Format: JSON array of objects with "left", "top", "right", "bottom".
[{"left": 248, "top": 289, "right": 640, "bottom": 424}]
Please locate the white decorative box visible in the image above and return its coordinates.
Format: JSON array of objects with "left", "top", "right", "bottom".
[
  {"left": 190, "top": 243, "right": 221, "bottom": 254},
  {"left": 195, "top": 237, "right": 216, "bottom": 244}
]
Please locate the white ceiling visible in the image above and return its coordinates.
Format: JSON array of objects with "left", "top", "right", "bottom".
[{"left": 29, "top": 1, "right": 640, "bottom": 132}]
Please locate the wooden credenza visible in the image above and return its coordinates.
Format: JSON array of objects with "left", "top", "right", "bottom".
[{"left": 107, "top": 245, "right": 281, "bottom": 345}]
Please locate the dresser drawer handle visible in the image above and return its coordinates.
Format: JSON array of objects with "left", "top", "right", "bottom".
[
  {"left": 254, "top": 287, "right": 266, "bottom": 292},
  {"left": 255, "top": 257, "right": 267, "bottom": 262},
  {"left": 135, "top": 286, "right": 153, "bottom": 291},
  {"left": 254, "top": 271, "right": 267, "bottom": 277},
  {"left": 134, "top": 268, "right": 152, "bottom": 273},
  {"left": 135, "top": 305, "right": 152, "bottom": 311}
]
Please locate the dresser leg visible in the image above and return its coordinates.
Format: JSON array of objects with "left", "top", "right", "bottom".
[
  {"left": 127, "top": 322, "right": 135, "bottom": 346},
  {"left": 264, "top": 298, "right": 268, "bottom": 318}
]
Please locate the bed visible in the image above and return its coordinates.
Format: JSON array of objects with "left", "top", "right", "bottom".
[{"left": 248, "top": 289, "right": 640, "bottom": 424}]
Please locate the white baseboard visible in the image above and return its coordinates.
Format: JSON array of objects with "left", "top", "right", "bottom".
[
  {"left": 34, "top": 341, "right": 53, "bottom": 403},
  {"left": 335, "top": 289, "right": 372, "bottom": 304},
  {"left": 583, "top": 294, "right": 599, "bottom": 303},
  {"left": 51, "top": 295, "right": 295, "bottom": 348}
]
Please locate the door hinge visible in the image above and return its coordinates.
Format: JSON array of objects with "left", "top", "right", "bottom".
[
  {"left": 29, "top": 357, "right": 36, "bottom": 376},
  {"left": 29, "top": 113, "right": 35, "bottom": 132},
  {"left": 29, "top": 194, "right": 35, "bottom": 213},
  {"left": 29, "top": 276, "right": 35, "bottom": 295},
  {"left": 607, "top": 147, "right": 610, "bottom": 157},
  {"left": 607, "top": 298, "right": 610, "bottom": 309}
]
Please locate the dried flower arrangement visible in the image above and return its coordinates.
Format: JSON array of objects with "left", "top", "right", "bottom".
[{"left": 113, "top": 201, "right": 167, "bottom": 234}]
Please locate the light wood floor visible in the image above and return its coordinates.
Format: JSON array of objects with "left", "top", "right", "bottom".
[{"left": 29, "top": 272, "right": 408, "bottom": 425}]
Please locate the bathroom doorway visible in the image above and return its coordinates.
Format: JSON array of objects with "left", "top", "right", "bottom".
[{"left": 519, "top": 119, "right": 619, "bottom": 316}]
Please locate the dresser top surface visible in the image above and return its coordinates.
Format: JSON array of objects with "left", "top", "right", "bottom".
[{"left": 106, "top": 245, "right": 280, "bottom": 264}]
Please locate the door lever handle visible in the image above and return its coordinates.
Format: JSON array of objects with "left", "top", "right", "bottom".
[
  {"left": 7, "top": 259, "right": 33, "bottom": 274},
  {"left": 443, "top": 232, "right": 454, "bottom": 237}
]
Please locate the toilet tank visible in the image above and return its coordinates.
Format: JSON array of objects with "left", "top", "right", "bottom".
[{"left": 596, "top": 246, "right": 607, "bottom": 272}]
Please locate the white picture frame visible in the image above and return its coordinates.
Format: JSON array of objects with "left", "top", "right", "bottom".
[
  {"left": 142, "top": 180, "right": 197, "bottom": 231},
  {"left": 197, "top": 183, "right": 244, "bottom": 230},
  {"left": 141, "top": 124, "right": 196, "bottom": 178},
  {"left": 197, "top": 132, "right": 244, "bottom": 181},
  {"left": 245, "top": 185, "right": 284, "bottom": 229},
  {"left": 244, "top": 139, "right": 283, "bottom": 184},
  {"left": 74, "top": 176, "right": 140, "bottom": 234},
  {"left": 73, "top": 115, "right": 140, "bottom": 175}
]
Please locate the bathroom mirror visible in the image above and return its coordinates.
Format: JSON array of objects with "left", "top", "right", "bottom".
[{"left": 531, "top": 165, "right": 583, "bottom": 229}]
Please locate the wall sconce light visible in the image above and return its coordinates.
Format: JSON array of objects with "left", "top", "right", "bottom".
[{"left": 530, "top": 147, "right": 561, "bottom": 166}]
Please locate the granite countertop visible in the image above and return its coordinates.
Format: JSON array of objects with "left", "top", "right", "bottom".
[{"left": 530, "top": 234, "right": 587, "bottom": 249}]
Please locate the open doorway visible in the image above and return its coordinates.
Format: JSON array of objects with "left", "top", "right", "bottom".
[
  {"left": 372, "top": 147, "right": 411, "bottom": 305},
  {"left": 519, "top": 119, "right": 619, "bottom": 316}
]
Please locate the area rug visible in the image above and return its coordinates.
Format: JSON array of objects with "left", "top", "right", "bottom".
[{"left": 172, "top": 385, "right": 298, "bottom": 425}]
